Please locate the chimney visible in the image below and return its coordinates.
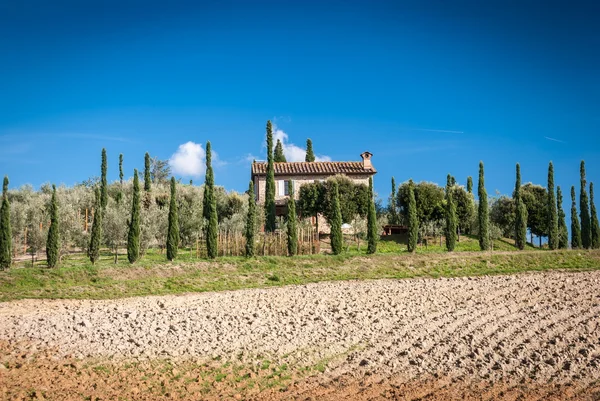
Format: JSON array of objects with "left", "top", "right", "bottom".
[{"left": 360, "top": 151, "right": 373, "bottom": 169}]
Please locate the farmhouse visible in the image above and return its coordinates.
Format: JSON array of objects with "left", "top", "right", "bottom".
[{"left": 251, "top": 152, "right": 376, "bottom": 231}]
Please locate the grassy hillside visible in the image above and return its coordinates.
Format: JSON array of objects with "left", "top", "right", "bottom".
[{"left": 1, "top": 248, "right": 599, "bottom": 302}]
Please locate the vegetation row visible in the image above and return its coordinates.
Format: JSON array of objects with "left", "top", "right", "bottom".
[{"left": 0, "top": 121, "right": 598, "bottom": 270}]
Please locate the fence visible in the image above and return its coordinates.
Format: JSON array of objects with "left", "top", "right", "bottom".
[{"left": 194, "top": 228, "right": 319, "bottom": 257}]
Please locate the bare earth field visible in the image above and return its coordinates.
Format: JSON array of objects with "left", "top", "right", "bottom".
[{"left": 1, "top": 270, "right": 600, "bottom": 400}]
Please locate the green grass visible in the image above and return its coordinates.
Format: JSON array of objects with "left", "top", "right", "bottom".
[{"left": 1, "top": 243, "right": 599, "bottom": 302}]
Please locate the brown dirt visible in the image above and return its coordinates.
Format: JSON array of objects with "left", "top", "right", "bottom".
[{"left": 1, "top": 270, "right": 600, "bottom": 400}]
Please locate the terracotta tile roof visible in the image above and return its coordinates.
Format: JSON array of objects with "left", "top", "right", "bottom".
[{"left": 251, "top": 161, "right": 376, "bottom": 176}]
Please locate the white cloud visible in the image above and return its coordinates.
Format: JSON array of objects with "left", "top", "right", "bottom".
[
  {"left": 272, "top": 125, "right": 331, "bottom": 162},
  {"left": 169, "top": 141, "right": 207, "bottom": 177}
]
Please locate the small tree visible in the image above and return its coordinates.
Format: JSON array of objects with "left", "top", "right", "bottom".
[
  {"left": 557, "top": 186, "right": 569, "bottom": 249},
  {"left": 329, "top": 183, "right": 343, "bottom": 255},
  {"left": 166, "top": 177, "right": 179, "bottom": 261},
  {"left": 366, "top": 177, "right": 378, "bottom": 254},
  {"left": 204, "top": 141, "right": 218, "bottom": 259},
  {"left": 286, "top": 181, "right": 298, "bottom": 256},
  {"left": 0, "top": 176, "right": 12, "bottom": 269},
  {"left": 100, "top": 148, "right": 108, "bottom": 210},
  {"left": 547, "top": 162, "right": 559, "bottom": 249},
  {"left": 88, "top": 187, "right": 103, "bottom": 265},
  {"left": 590, "top": 182, "right": 600, "bottom": 249},
  {"left": 274, "top": 139, "right": 287, "bottom": 162},
  {"left": 580, "top": 161, "right": 592, "bottom": 249},
  {"left": 514, "top": 163, "right": 527, "bottom": 250},
  {"left": 444, "top": 175, "right": 457, "bottom": 252},
  {"left": 478, "top": 161, "right": 490, "bottom": 250},
  {"left": 305, "top": 138, "right": 316, "bottom": 162},
  {"left": 407, "top": 180, "right": 418, "bottom": 253},
  {"left": 46, "top": 185, "right": 59, "bottom": 268},
  {"left": 144, "top": 152, "right": 152, "bottom": 192},
  {"left": 127, "top": 169, "right": 141, "bottom": 263},
  {"left": 264, "top": 121, "right": 276, "bottom": 232},
  {"left": 245, "top": 181, "right": 256, "bottom": 257},
  {"left": 119, "top": 154, "right": 124, "bottom": 184},
  {"left": 466, "top": 176, "right": 473, "bottom": 194},
  {"left": 571, "top": 186, "right": 582, "bottom": 249}
]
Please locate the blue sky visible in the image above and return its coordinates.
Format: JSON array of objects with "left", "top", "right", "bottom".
[{"left": 1, "top": 0, "right": 599, "bottom": 211}]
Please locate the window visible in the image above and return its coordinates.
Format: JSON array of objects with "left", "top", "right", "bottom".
[{"left": 278, "top": 180, "right": 293, "bottom": 196}]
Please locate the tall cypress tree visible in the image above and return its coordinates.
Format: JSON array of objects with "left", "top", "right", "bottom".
[
  {"left": 571, "top": 186, "right": 582, "bottom": 249},
  {"left": 286, "top": 181, "right": 298, "bottom": 256},
  {"left": 478, "top": 161, "right": 490, "bottom": 250},
  {"left": 245, "top": 181, "right": 256, "bottom": 257},
  {"left": 367, "top": 177, "right": 378, "bottom": 254},
  {"left": 203, "top": 142, "right": 213, "bottom": 222},
  {"left": 305, "top": 139, "right": 316, "bottom": 162},
  {"left": 329, "top": 182, "right": 343, "bottom": 255},
  {"left": 407, "top": 180, "right": 418, "bottom": 253},
  {"left": 580, "top": 161, "right": 592, "bottom": 249},
  {"left": 100, "top": 148, "right": 108, "bottom": 210},
  {"left": 88, "top": 187, "right": 102, "bottom": 265},
  {"left": 116, "top": 153, "right": 124, "bottom": 204},
  {"left": 590, "top": 182, "right": 600, "bottom": 249},
  {"left": 274, "top": 139, "right": 287, "bottom": 162},
  {"left": 127, "top": 169, "right": 141, "bottom": 264},
  {"left": 514, "top": 163, "right": 527, "bottom": 250},
  {"left": 445, "top": 174, "right": 457, "bottom": 252},
  {"left": 0, "top": 176, "right": 12, "bottom": 269},
  {"left": 144, "top": 152, "right": 151, "bottom": 192},
  {"left": 466, "top": 176, "right": 473, "bottom": 194},
  {"left": 46, "top": 185, "right": 60, "bottom": 268},
  {"left": 166, "top": 177, "right": 179, "bottom": 261},
  {"left": 547, "top": 162, "right": 559, "bottom": 249},
  {"left": 264, "top": 121, "right": 276, "bottom": 232},
  {"left": 204, "top": 141, "right": 218, "bottom": 259},
  {"left": 388, "top": 177, "right": 398, "bottom": 225},
  {"left": 557, "top": 186, "right": 569, "bottom": 249}
]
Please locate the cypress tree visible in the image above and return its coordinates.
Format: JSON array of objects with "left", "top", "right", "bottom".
[
  {"left": 144, "top": 152, "right": 151, "bottom": 192},
  {"left": 286, "top": 181, "right": 298, "bottom": 256},
  {"left": 478, "top": 161, "right": 490, "bottom": 250},
  {"left": 514, "top": 163, "right": 527, "bottom": 250},
  {"left": 580, "top": 161, "right": 592, "bottom": 249},
  {"left": 367, "top": 177, "right": 378, "bottom": 254},
  {"left": 274, "top": 139, "right": 287, "bottom": 162},
  {"left": 0, "top": 176, "right": 12, "bottom": 269},
  {"left": 117, "top": 153, "right": 124, "bottom": 204},
  {"left": 119, "top": 154, "right": 124, "bottom": 185},
  {"left": 571, "top": 186, "right": 582, "bottom": 249},
  {"left": 445, "top": 174, "right": 457, "bottom": 252},
  {"left": 388, "top": 177, "right": 398, "bottom": 225},
  {"left": 329, "top": 182, "right": 343, "bottom": 255},
  {"left": 305, "top": 139, "right": 316, "bottom": 162},
  {"left": 547, "top": 162, "right": 559, "bottom": 249},
  {"left": 590, "top": 182, "right": 600, "bottom": 249},
  {"left": 264, "top": 121, "right": 276, "bottom": 232},
  {"left": 407, "top": 180, "right": 418, "bottom": 253},
  {"left": 202, "top": 142, "right": 214, "bottom": 222},
  {"left": 127, "top": 169, "right": 141, "bottom": 264},
  {"left": 466, "top": 176, "right": 473, "bottom": 194},
  {"left": 46, "top": 185, "right": 60, "bottom": 268},
  {"left": 166, "top": 177, "right": 179, "bottom": 261},
  {"left": 204, "top": 141, "right": 218, "bottom": 259},
  {"left": 245, "top": 181, "right": 256, "bottom": 257},
  {"left": 557, "top": 186, "right": 569, "bottom": 249},
  {"left": 88, "top": 187, "right": 102, "bottom": 265},
  {"left": 100, "top": 148, "right": 108, "bottom": 210}
]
